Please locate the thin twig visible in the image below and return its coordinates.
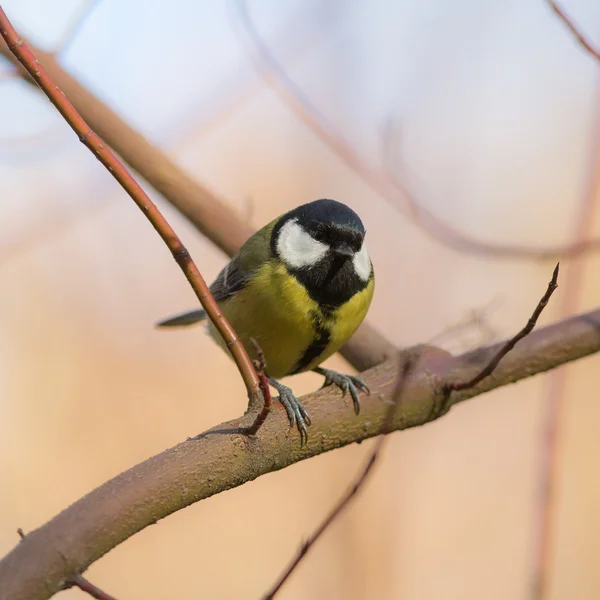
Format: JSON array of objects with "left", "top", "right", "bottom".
[
  {"left": 54, "top": 0, "right": 104, "bottom": 56},
  {"left": 0, "top": 6, "right": 260, "bottom": 401},
  {"left": 243, "top": 338, "right": 272, "bottom": 435},
  {"left": 263, "top": 355, "right": 415, "bottom": 600},
  {"left": 445, "top": 263, "right": 560, "bottom": 393},
  {"left": 17, "top": 528, "right": 118, "bottom": 600},
  {"left": 547, "top": 0, "right": 600, "bottom": 61},
  {"left": 233, "top": 0, "right": 600, "bottom": 261},
  {"left": 66, "top": 574, "right": 119, "bottom": 600}
]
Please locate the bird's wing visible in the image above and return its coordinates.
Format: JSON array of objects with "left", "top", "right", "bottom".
[
  {"left": 156, "top": 219, "right": 276, "bottom": 328},
  {"left": 210, "top": 219, "right": 277, "bottom": 300},
  {"left": 156, "top": 257, "right": 251, "bottom": 328},
  {"left": 209, "top": 255, "right": 252, "bottom": 300}
]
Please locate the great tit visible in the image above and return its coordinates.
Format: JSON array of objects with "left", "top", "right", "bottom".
[{"left": 157, "top": 199, "right": 374, "bottom": 442}]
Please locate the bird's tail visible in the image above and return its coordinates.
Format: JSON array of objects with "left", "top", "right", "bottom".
[{"left": 156, "top": 309, "right": 207, "bottom": 328}]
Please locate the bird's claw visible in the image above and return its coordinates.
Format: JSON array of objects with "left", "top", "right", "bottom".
[
  {"left": 317, "top": 368, "right": 370, "bottom": 415},
  {"left": 268, "top": 378, "right": 312, "bottom": 446}
]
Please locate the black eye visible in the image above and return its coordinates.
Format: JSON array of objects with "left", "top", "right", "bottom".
[
  {"left": 313, "top": 229, "right": 326, "bottom": 242},
  {"left": 350, "top": 235, "right": 363, "bottom": 252}
]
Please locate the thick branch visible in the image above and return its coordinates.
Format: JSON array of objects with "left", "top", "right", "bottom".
[
  {"left": 1, "top": 308, "right": 599, "bottom": 600},
  {"left": 0, "top": 33, "right": 394, "bottom": 372}
]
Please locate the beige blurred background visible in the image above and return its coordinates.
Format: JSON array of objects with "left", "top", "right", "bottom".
[{"left": 1, "top": 1, "right": 600, "bottom": 598}]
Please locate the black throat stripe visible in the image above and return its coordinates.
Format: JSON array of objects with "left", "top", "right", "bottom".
[{"left": 290, "top": 310, "right": 331, "bottom": 375}]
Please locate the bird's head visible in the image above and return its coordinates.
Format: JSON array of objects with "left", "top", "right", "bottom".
[{"left": 271, "top": 199, "right": 372, "bottom": 306}]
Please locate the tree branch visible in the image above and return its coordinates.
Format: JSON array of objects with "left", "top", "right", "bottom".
[
  {"left": 1, "top": 307, "right": 600, "bottom": 600},
  {"left": 0, "top": 27, "right": 395, "bottom": 373}
]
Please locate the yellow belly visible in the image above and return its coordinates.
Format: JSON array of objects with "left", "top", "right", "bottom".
[{"left": 206, "top": 262, "right": 374, "bottom": 379}]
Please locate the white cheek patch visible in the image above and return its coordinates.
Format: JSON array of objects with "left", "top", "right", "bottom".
[
  {"left": 277, "top": 219, "right": 329, "bottom": 268},
  {"left": 353, "top": 243, "right": 372, "bottom": 282}
]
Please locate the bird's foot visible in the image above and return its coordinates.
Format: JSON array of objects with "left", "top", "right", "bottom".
[
  {"left": 313, "top": 367, "right": 370, "bottom": 415},
  {"left": 268, "top": 377, "right": 312, "bottom": 446}
]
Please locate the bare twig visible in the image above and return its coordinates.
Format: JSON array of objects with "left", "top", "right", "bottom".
[
  {"left": 233, "top": 0, "right": 600, "bottom": 261},
  {"left": 243, "top": 338, "right": 272, "bottom": 435},
  {"left": 547, "top": 0, "right": 600, "bottom": 61},
  {"left": 17, "top": 529, "right": 118, "bottom": 600},
  {"left": 263, "top": 354, "right": 415, "bottom": 599},
  {"left": 445, "top": 263, "right": 559, "bottom": 393},
  {"left": 0, "top": 6, "right": 260, "bottom": 401},
  {"left": 65, "top": 575, "right": 118, "bottom": 600}
]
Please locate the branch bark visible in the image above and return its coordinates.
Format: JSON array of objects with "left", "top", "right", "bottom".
[
  {"left": 1, "top": 308, "right": 599, "bottom": 600},
  {"left": 0, "top": 33, "right": 395, "bottom": 373}
]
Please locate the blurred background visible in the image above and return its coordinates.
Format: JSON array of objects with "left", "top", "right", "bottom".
[{"left": 1, "top": 1, "right": 599, "bottom": 598}]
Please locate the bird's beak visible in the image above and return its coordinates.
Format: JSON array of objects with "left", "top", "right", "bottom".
[{"left": 332, "top": 242, "right": 354, "bottom": 259}]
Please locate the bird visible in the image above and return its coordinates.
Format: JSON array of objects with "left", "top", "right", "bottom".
[{"left": 156, "top": 199, "right": 374, "bottom": 443}]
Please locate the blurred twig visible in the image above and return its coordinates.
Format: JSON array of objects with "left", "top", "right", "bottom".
[
  {"left": 547, "top": 0, "right": 600, "bottom": 61},
  {"left": 530, "top": 77, "right": 600, "bottom": 600},
  {"left": 54, "top": 0, "right": 104, "bottom": 56},
  {"left": 263, "top": 354, "right": 416, "bottom": 599},
  {"left": 233, "top": 0, "right": 600, "bottom": 261},
  {"left": 0, "top": 7, "right": 261, "bottom": 400},
  {"left": 426, "top": 297, "right": 500, "bottom": 351}
]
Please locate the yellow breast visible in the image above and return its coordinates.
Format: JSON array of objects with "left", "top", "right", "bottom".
[{"left": 207, "top": 262, "right": 374, "bottom": 379}]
